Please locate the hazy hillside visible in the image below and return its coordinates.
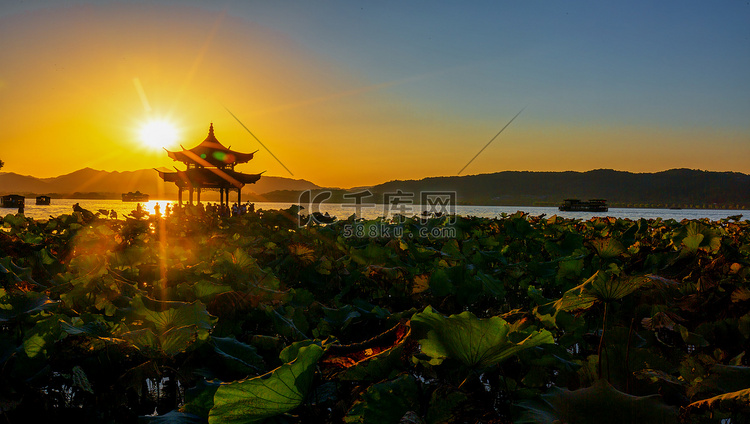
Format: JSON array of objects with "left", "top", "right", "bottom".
[
  {"left": 3, "top": 168, "right": 748, "bottom": 208},
  {"left": 370, "top": 169, "right": 750, "bottom": 208},
  {"left": 0, "top": 168, "right": 319, "bottom": 198}
]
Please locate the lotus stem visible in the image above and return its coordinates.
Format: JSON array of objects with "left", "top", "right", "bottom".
[{"left": 598, "top": 302, "right": 609, "bottom": 380}]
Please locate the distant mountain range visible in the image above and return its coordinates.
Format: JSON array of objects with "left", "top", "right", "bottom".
[
  {"left": 1, "top": 168, "right": 748, "bottom": 208},
  {"left": 0, "top": 168, "right": 319, "bottom": 199},
  {"left": 263, "top": 169, "right": 750, "bottom": 209},
  {"left": 368, "top": 169, "right": 750, "bottom": 208}
]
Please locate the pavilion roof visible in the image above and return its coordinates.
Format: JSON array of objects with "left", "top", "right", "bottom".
[
  {"left": 166, "top": 124, "right": 257, "bottom": 167},
  {"left": 157, "top": 167, "right": 262, "bottom": 189}
]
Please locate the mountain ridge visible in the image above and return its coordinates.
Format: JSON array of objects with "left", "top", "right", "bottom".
[
  {"left": 1, "top": 168, "right": 748, "bottom": 208},
  {"left": 366, "top": 168, "right": 750, "bottom": 208},
  {"left": 0, "top": 168, "right": 320, "bottom": 198}
]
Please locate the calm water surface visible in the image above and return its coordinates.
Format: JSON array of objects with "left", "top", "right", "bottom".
[{"left": 3, "top": 199, "right": 747, "bottom": 222}]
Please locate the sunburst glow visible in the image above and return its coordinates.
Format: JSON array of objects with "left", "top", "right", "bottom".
[{"left": 138, "top": 119, "right": 179, "bottom": 150}]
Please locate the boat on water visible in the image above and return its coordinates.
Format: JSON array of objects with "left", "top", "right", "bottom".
[
  {"left": 1, "top": 194, "right": 25, "bottom": 208},
  {"left": 559, "top": 198, "right": 608, "bottom": 212},
  {"left": 36, "top": 196, "right": 51, "bottom": 205},
  {"left": 122, "top": 191, "right": 150, "bottom": 202}
]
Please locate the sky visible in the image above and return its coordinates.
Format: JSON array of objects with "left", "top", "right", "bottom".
[{"left": 1, "top": 1, "right": 748, "bottom": 188}]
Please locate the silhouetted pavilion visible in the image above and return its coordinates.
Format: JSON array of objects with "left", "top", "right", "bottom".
[{"left": 156, "top": 124, "right": 262, "bottom": 206}]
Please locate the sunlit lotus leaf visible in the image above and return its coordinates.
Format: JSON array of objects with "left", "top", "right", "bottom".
[
  {"left": 121, "top": 296, "right": 213, "bottom": 355},
  {"left": 323, "top": 323, "right": 410, "bottom": 382},
  {"left": 555, "top": 271, "right": 650, "bottom": 312},
  {"left": 344, "top": 374, "right": 420, "bottom": 424},
  {"left": 686, "top": 388, "right": 750, "bottom": 415},
  {"left": 288, "top": 243, "right": 315, "bottom": 265},
  {"left": 190, "top": 280, "right": 233, "bottom": 301},
  {"left": 590, "top": 273, "right": 650, "bottom": 302},
  {"left": 2, "top": 214, "right": 27, "bottom": 230},
  {"left": 130, "top": 296, "right": 213, "bottom": 334},
  {"left": 553, "top": 277, "right": 599, "bottom": 312},
  {"left": 411, "top": 274, "right": 430, "bottom": 294},
  {"left": 209, "top": 344, "right": 324, "bottom": 423},
  {"left": 675, "top": 221, "right": 723, "bottom": 257},
  {"left": 515, "top": 379, "right": 678, "bottom": 424},
  {"left": 731, "top": 287, "right": 750, "bottom": 303},
  {"left": 22, "top": 315, "right": 63, "bottom": 358},
  {"left": 591, "top": 238, "right": 626, "bottom": 258},
  {"left": 410, "top": 306, "right": 553, "bottom": 368},
  {"left": 22, "top": 333, "right": 46, "bottom": 358}
]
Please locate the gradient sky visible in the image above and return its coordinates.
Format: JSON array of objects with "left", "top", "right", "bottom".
[{"left": 1, "top": 1, "right": 748, "bottom": 188}]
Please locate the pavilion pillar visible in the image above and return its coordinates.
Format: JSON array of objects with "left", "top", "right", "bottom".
[
  {"left": 178, "top": 188, "right": 183, "bottom": 205},
  {"left": 189, "top": 187, "right": 194, "bottom": 205},
  {"left": 238, "top": 186, "right": 242, "bottom": 205},
  {"left": 197, "top": 187, "right": 201, "bottom": 204},
  {"left": 220, "top": 188, "right": 224, "bottom": 207}
]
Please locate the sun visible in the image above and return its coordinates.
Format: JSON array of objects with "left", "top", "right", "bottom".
[{"left": 138, "top": 119, "right": 180, "bottom": 150}]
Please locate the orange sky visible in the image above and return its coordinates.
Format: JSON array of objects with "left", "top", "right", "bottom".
[{"left": 1, "top": 2, "right": 748, "bottom": 188}]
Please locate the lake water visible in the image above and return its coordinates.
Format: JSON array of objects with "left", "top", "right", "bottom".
[{"left": 3, "top": 199, "right": 747, "bottom": 222}]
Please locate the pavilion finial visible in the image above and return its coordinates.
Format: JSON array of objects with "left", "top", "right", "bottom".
[{"left": 208, "top": 123, "right": 214, "bottom": 137}]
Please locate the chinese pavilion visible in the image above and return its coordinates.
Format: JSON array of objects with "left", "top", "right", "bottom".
[{"left": 156, "top": 123, "right": 262, "bottom": 206}]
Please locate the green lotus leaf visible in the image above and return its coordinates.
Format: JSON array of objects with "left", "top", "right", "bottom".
[
  {"left": 211, "top": 336, "right": 264, "bottom": 375},
  {"left": 515, "top": 379, "right": 678, "bottom": 424},
  {"left": 344, "top": 374, "right": 420, "bottom": 424},
  {"left": 120, "top": 296, "right": 213, "bottom": 355},
  {"left": 0, "top": 257, "right": 42, "bottom": 288},
  {"left": 209, "top": 344, "right": 324, "bottom": 423},
  {"left": 411, "top": 306, "right": 553, "bottom": 368},
  {"left": 695, "top": 364, "right": 750, "bottom": 396},
  {"left": 590, "top": 273, "right": 650, "bottom": 302},
  {"left": 675, "top": 221, "right": 723, "bottom": 257},
  {"left": 555, "top": 271, "right": 650, "bottom": 312},
  {"left": 591, "top": 238, "right": 626, "bottom": 258},
  {"left": 0, "top": 291, "right": 56, "bottom": 322}
]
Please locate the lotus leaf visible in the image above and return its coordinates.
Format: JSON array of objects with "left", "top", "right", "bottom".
[
  {"left": 211, "top": 336, "right": 265, "bottom": 375},
  {"left": 515, "top": 379, "right": 678, "bottom": 424},
  {"left": 0, "top": 291, "right": 56, "bottom": 322},
  {"left": 555, "top": 271, "right": 650, "bottom": 312},
  {"left": 591, "top": 237, "right": 626, "bottom": 259},
  {"left": 344, "top": 374, "right": 420, "bottom": 423},
  {"left": 209, "top": 344, "right": 324, "bottom": 423},
  {"left": 120, "top": 296, "right": 212, "bottom": 355},
  {"left": 411, "top": 306, "right": 553, "bottom": 368},
  {"left": 686, "top": 387, "right": 750, "bottom": 414}
]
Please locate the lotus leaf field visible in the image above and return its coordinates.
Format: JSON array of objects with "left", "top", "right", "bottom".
[{"left": 1, "top": 208, "right": 750, "bottom": 423}]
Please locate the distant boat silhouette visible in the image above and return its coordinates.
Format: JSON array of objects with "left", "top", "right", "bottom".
[
  {"left": 122, "top": 191, "right": 149, "bottom": 202},
  {"left": 1, "top": 194, "right": 25, "bottom": 208},
  {"left": 559, "top": 199, "right": 608, "bottom": 212}
]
